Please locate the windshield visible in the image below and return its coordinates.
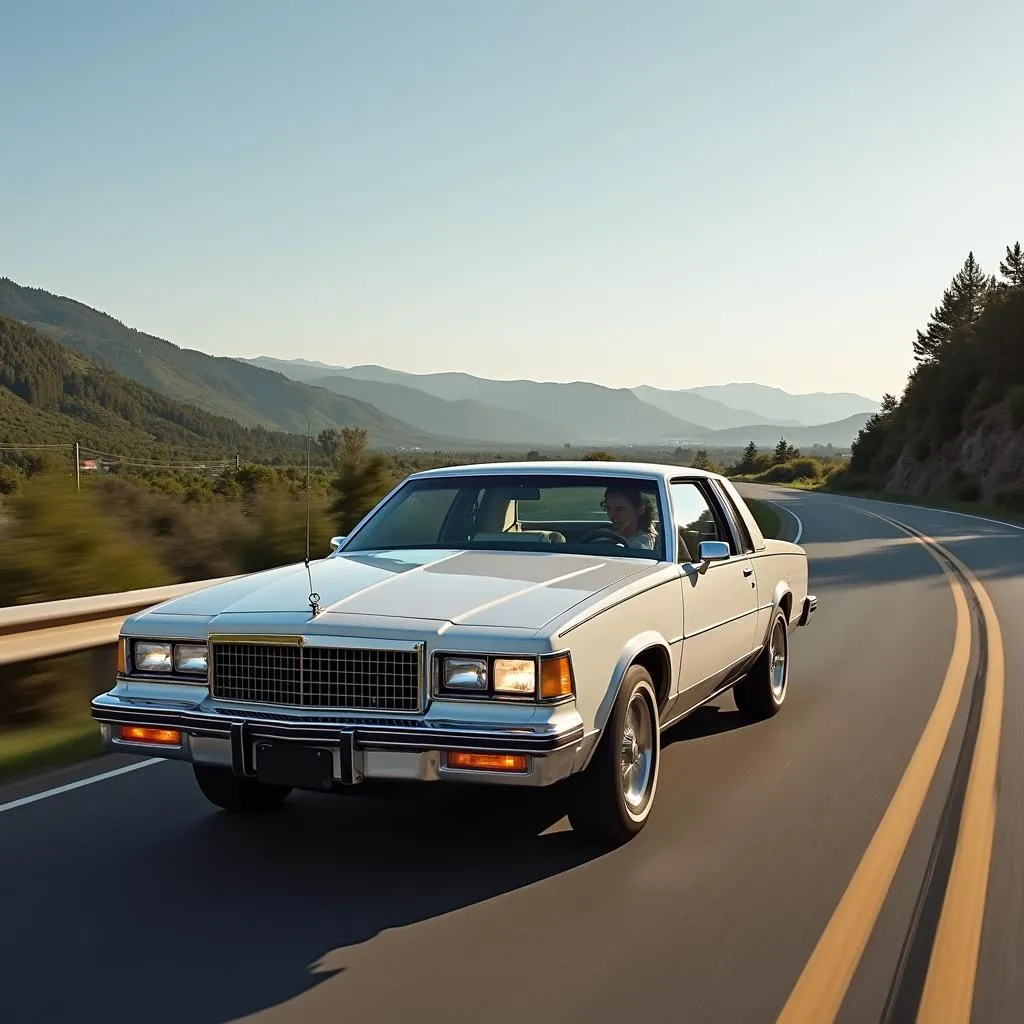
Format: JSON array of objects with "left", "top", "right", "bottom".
[{"left": 342, "top": 473, "right": 666, "bottom": 560}]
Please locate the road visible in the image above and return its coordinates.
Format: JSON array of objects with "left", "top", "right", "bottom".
[{"left": 1, "top": 486, "right": 1021, "bottom": 1023}]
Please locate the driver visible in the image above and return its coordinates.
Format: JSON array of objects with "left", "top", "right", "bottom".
[{"left": 602, "top": 486, "right": 657, "bottom": 550}]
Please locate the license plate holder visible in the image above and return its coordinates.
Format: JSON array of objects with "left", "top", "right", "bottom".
[{"left": 255, "top": 742, "right": 334, "bottom": 789}]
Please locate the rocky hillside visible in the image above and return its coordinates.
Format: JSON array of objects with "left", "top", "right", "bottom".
[{"left": 846, "top": 243, "right": 1024, "bottom": 509}]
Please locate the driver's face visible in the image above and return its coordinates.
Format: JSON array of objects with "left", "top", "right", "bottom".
[{"left": 604, "top": 494, "right": 639, "bottom": 536}]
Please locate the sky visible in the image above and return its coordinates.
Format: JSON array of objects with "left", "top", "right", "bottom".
[{"left": 2, "top": 0, "right": 1023, "bottom": 403}]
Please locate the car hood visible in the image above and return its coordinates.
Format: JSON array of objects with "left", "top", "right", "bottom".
[{"left": 147, "top": 549, "right": 659, "bottom": 631}]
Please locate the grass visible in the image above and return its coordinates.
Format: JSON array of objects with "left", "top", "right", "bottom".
[
  {"left": 0, "top": 715, "right": 103, "bottom": 782},
  {"left": 745, "top": 498, "right": 783, "bottom": 539}
]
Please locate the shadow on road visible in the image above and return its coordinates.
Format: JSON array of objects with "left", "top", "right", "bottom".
[{"left": 1, "top": 778, "right": 606, "bottom": 1023}]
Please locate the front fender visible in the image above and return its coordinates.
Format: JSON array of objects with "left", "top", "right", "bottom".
[{"left": 575, "top": 630, "right": 673, "bottom": 772}]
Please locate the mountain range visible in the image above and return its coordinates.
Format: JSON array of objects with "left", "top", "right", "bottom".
[{"left": 0, "top": 276, "right": 878, "bottom": 450}]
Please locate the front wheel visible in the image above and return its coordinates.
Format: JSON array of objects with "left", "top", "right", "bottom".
[
  {"left": 566, "top": 665, "right": 660, "bottom": 846},
  {"left": 193, "top": 765, "right": 292, "bottom": 813},
  {"left": 732, "top": 607, "right": 789, "bottom": 719}
]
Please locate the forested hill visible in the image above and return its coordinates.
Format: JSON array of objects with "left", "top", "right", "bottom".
[
  {"left": 0, "top": 277, "right": 466, "bottom": 447},
  {"left": 847, "top": 242, "right": 1024, "bottom": 507},
  {"left": 0, "top": 316, "right": 320, "bottom": 461}
]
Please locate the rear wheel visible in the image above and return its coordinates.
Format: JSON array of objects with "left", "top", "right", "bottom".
[
  {"left": 567, "top": 665, "right": 660, "bottom": 846},
  {"left": 193, "top": 765, "right": 292, "bottom": 813},
  {"left": 733, "top": 607, "right": 789, "bottom": 719}
]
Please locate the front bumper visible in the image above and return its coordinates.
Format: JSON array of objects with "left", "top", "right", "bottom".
[
  {"left": 91, "top": 691, "right": 586, "bottom": 789},
  {"left": 798, "top": 594, "right": 818, "bottom": 626}
]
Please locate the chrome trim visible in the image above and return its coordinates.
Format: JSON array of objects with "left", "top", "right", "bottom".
[
  {"left": 684, "top": 606, "right": 759, "bottom": 640},
  {"left": 91, "top": 696, "right": 584, "bottom": 755}
]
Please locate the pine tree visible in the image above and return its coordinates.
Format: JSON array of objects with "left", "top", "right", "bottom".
[
  {"left": 773, "top": 438, "right": 790, "bottom": 464},
  {"left": 999, "top": 242, "right": 1024, "bottom": 290},
  {"left": 693, "top": 448, "right": 713, "bottom": 470},
  {"left": 912, "top": 252, "right": 993, "bottom": 363},
  {"left": 742, "top": 440, "right": 758, "bottom": 465}
]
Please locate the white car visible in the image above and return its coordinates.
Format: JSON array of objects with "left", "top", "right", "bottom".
[{"left": 91, "top": 461, "right": 815, "bottom": 845}]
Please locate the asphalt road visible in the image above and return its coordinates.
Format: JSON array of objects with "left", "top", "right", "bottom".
[{"left": 1, "top": 487, "right": 1022, "bottom": 1023}]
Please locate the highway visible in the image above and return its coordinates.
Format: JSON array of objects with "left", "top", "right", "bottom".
[{"left": 1, "top": 485, "right": 1021, "bottom": 1023}]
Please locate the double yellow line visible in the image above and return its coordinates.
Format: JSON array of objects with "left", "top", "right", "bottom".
[{"left": 776, "top": 508, "right": 1005, "bottom": 1024}]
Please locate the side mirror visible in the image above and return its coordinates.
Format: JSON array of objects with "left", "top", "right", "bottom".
[
  {"left": 329, "top": 535, "right": 347, "bottom": 553},
  {"left": 696, "top": 540, "right": 730, "bottom": 574}
]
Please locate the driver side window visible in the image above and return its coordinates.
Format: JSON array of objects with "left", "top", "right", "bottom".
[{"left": 670, "top": 482, "right": 727, "bottom": 563}]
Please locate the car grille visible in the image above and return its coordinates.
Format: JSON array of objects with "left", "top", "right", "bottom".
[{"left": 209, "top": 641, "right": 421, "bottom": 711}]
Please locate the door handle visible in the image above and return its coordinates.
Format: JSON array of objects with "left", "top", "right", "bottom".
[{"left": 742, "top": 567, "right": 753, "bottom": 577}]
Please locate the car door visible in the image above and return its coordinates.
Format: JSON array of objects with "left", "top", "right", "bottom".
[{"left": 671, "top": 479, "right": 758, "bottom": 703}]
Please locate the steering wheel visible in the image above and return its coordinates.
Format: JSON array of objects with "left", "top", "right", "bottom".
[{"left": 579, "top": 527, "right": 629, "bottom": 547}]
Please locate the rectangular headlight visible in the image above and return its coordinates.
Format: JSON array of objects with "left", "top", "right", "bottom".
[
  {"left": 493, "top": 658, "right": 536, "bottom": 696},
  {"left": 133, "top": 641, "right": 172, "bottom": 673},
  {"left": 173, "top": 643, "right": 208, "bottom": 675},
  {"left": 443, "top": 657, "right": 488, "bottom": 691}
]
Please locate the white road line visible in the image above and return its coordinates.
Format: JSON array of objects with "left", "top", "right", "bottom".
[
  {"left": 857, "top": 498, "right": 1024, "bottom": 533},
  {"left": 0, "top": 758, "right": 161, "bottom": 815},
  {"left": 769, "top": 500, "right": 804, "bottom": 544}
]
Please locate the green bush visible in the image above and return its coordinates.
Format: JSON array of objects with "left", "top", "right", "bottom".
[
  {"left": 0, "top": 474, "right": 173, "bottom": 605},
  {"left": 1008, "top": 385, "right": 1024, "bottom": 430},
  {"left": 993, "top": 484, "right": 1024, "bottom": 511}
]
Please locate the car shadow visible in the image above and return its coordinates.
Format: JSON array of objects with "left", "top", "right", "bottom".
[
  {"left": 2, "top": 776, "right": 601, "bottom": 1024},
  {"left": 662, "top": 701, "right": 751, "bottom": 748}
]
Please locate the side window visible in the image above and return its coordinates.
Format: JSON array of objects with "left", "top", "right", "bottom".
[
  {"left": 713, "top": 482, "right": 755, "bottom": 554},
  {"left": 670, "top": 482, "right": 728, "bottom": 563}
]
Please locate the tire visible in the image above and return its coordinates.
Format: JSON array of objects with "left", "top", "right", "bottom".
[
  {"left": 193, "top": 765, "right": 292, "bottom": 813},
  {"left": 732, "top": 606, "right": 789, "bottom": 719},
  {"left": 567, "top": 665, "right": 660, "bottom": 846}
]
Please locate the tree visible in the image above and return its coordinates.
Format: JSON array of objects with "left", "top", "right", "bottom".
[
  {"left": 880, "top": 393, "right": 898, "bottom": 414},
  {"left": 913, "top": 252, "right": 993, "bottom": 363},
  {"left": 692, "top": 448, "right": 713, "bottom": 470},
  {"left": 772, "top": 438, "right": 797, "bottom": 464},
  {"left": 329, "top": 428, "right": 394, "bottom": 532},
  {"left": 999, "top": 242, "right": 1024, "bottom": 290}
]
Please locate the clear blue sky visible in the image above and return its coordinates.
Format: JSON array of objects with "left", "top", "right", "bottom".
[{"left": 3, "top": 0, "right": 1022, "bottom": 401}]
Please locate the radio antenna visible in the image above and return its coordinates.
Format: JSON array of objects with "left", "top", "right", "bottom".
[{"left": 304, "top": 424, "right": 321, "bottom": 617}]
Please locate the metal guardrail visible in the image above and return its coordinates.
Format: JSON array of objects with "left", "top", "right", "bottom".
[{"left": 0, "top": 577, "right": 236, "bottom": 667}]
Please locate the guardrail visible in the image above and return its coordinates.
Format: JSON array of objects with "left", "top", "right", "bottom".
[{"left": 0, "top": 577, "right": 235, "bottom": 668}]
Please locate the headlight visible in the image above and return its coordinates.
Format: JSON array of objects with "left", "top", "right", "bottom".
[
  {"left": 133, "top": 641, "right": 172, "bottom": 673},
  {"left": 173, "top": 643, "right": 208, "bottom": 674},
  {"left": 493, "top": 658, "right": 536, "bottom": 696},
  {"left": 130, "top": 640, "right": 207, "bottom": 677},
  {"left": 443, "top": 657, "right": 488, "bottom": 691}
]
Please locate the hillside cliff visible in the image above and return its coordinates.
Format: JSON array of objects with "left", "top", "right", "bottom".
[{"left": 846, "top": 244, "right": 1024, "bottom": 509}]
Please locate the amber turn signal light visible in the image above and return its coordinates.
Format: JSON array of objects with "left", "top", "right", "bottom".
[
  {"left": 540, "top": 653, "right": 574, "bottom": 699},
  {"left": 116, "top": 637, "right": 127, "bottom": 675},
  {"left": 447, "top": 752, "right": 528, "bottom": 772},
  {"left": 119, "top": 726, "right": 181, "bottom": 745}
]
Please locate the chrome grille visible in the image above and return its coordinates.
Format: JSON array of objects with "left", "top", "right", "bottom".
[{"left": 210, "top": 642, "right": 421, "bottom": 711}]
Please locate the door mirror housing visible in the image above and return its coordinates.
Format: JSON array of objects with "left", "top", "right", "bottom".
[
  {"left": 329, "top": 535, "right": 347, "bottom": 553},
  {"left": 696, "top": 540, "right": 730, "bottom": 573}
]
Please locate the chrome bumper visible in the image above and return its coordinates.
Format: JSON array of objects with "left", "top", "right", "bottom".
[
  {"left": 798, "top": 594, "right": 818, "bottom": 626},
  {"left": 90, "top": 693, "right": 585, "bottom": 789}
]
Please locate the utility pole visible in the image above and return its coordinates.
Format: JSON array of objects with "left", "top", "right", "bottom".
[{"left": 74, "top": 441, "right": 80, "bottom": 491}]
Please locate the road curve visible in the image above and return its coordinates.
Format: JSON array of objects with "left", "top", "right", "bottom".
[{"left": 1, "top": 487, "right": 1021, "bottom": 1024}]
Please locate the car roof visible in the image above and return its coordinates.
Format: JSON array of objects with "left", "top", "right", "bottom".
[{"left": 407, "top": 460, "right": 719, "bottom": 483}]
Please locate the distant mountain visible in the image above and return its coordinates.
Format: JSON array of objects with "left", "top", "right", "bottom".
[
  {"left": 324, "top": 364, "right": 709, "bottom": 444},
  {"left": 686, "top": 383, "right": 879, "bottom": 425},
  {"left": 0, "top": 279, "right": 470, "bottom": 449},
  {"left": 0, "top": 316, "right": 312, "bottom": 460},
  {"left": 630, "top": 384, "right": 798, "bottom": 430},
  {"left": 307, "top": 374, "right": 567, "bottom": 445},
  {"left": 704, "top": 413, "right": 873, "bottom": 448}
]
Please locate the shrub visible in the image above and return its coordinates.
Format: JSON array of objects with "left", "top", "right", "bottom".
[{"left": 993, "top": 484, "right": 1024, "bottom": 511}]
